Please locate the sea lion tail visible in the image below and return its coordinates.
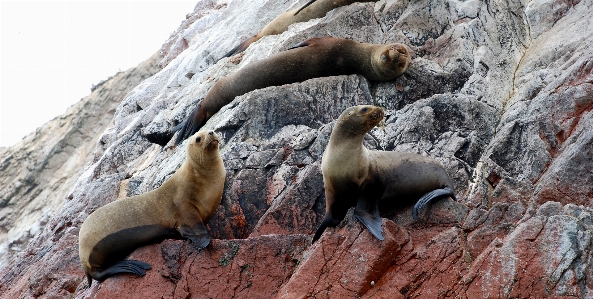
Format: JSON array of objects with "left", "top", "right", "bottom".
[
  {"left": 91, "top": 260, "right": 152, "bottom": 282},
  {"left": 293, "top": 0, "right": 317, "bottom": 16},
  {"left": 412, "top": 187, "right": 455, "bottom": 220}
]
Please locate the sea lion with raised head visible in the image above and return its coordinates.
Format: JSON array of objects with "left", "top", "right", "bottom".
[
  {"left": 154, "top": 37, "right": 411, "bottom": 146},
  {"left": 222, "top": 0, "right": 376, "bottom": 58},
  {"left": 79, "top": 130, "right": 226, "bottom": 285},
  {"left": 313, "top": 105, "right": 456, "bottom": 243}
]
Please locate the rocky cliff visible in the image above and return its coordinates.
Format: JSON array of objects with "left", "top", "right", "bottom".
[
  {"left": 1, "top": 0, "right": 592, "bottom": 298},
  {"left": 0, "top": 52, "right": 160, "bottom": 268}
]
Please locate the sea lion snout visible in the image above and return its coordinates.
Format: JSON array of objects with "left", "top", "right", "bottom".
[
  {"left": 391, "top": 44, "right": 409, "bottom": 55},
  {"left": 190, "top": 130, "right": 221, "bottom": 151},
  {"left": 369, "top": 108, "right": 384, "bottom": 121}
]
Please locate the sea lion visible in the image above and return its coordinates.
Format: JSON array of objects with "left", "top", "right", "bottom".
[
  {"left": 313, "top": 105, "right": 456, "bottom": 243},
  {"left": 222, "top": 0, "right": 376, "bottom": 58},
  {"left": 79, "top": 130, "right": 226, "bottom": 285},
  {"left": 158, "top": 37, "right": 411, "bottom": 146}
]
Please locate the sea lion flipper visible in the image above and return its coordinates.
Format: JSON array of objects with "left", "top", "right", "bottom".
[
  {"left": 221, "top": 35, "right": 258, "bottom": 59},
  {"left": 175, "top": 106, "right": 204, "bottom": 145},
  {"left": 412, "top": 187, "right": 456, "bottom": 220},
  {"left": 92, "top": 260, "right": 152, "bottom": 282},
  {"left": 293, "top": 0, "right": 317, "bottom": 16},
  {"left": 179, "top": 222, "right": 211, "bottom": 250},
  {"left": 222, "top": 41, "right": 245, "bottom": 59},
  {"left": 354, "top": 199, "right": 384, "bottom": 241},
  {"left": 287, "top": 38, "right": 319, "bottom": 50},
  {"left": 312, "top": 216, "right": 340, "bottom": 243},
  {"left": 143, "top": 131, "right": 175, "bottom": 147}
]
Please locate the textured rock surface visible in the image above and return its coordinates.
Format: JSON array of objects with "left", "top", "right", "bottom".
[
  {"left": 0, "top": 52, "right": 160, "bottom": 268},
  {"left": 1, "top": 0, "right": 592, "bottom": 298}
]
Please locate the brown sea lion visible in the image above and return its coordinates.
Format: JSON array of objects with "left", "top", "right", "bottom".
[
  {"left": 222, "top": 0, "right": 377, "bottom": 58},
  {"left": 313, "top": 105, "right": 456, "bottom": 242},
  {"left": 158, "top": 37, "right": 411, "bottom": 146},
  {"left": 79, "top": 130, "right": 226, "bottom": 285}
]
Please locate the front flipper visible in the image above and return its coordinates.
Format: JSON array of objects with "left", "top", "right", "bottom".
[
  {"left": 179, "top": 221, "right": 211, "bottom": 250},
  {"left": 312, "top": 216, "right": 340, "bottom": 243},
  {"left": 412, "top": 187, "right": 456, "bottom": 220},
  {"left": 92, "top": 260, "right": 152, "bottom": 283},
  {"left": 353, "top": 189, "right": 384, "bottom": 240},
  {"left": 354, "top": 206, "right": 384, "bottom": 241}
]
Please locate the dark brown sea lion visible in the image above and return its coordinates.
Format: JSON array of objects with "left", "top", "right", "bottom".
[
  {"left": 79, "top": 130, "right": 226, "bottom": 285},
  {"left": 222, "top": 0, "right": 377, "bottom": 58},
  {"left": 313, "top": 105, "right": 456, "bottom": 242},
  {"left": 158, "top": 37, "right": 411, "bottom": 146}
]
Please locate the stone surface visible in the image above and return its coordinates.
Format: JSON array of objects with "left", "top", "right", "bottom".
[
  {"left": 0, "top": 52, "right": 160, "bottom": 268},
  {"left": 1, "top": 0, "right": 592, "bottom": 298}
]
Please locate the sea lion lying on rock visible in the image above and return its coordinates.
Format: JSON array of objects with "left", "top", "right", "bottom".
[
  {"left": 146, "top": 37, "right": 411, "bottom": 146},
  {"left": 222, "top": 0, "right": 377, "bottom": 58},
  {"left": 79, "top": 130, "right": 226, "bottom": 285}
]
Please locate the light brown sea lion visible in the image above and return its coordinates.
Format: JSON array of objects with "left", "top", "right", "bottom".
[
  {"left": 313, "top": 105, "right": 456, "bottom": 242},
  {"left": 79, "top": 130, "right": 226, "bottom": 285},
  {"left": 156, "top": 37, "right": 411, "bottom": 146},
  {"left": 222, "top": 0, "right": 377, "bottom": 58}
]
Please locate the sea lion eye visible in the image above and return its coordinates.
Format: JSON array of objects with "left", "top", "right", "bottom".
[
  {"left": 381, "top": 54, "right": 387, "bottom": 61},
  {"left": 361, "top": 107, "right": 368, "bottom": 112},
  {"left": 196, "top": 136, "right": 202, "bottom": 143}
]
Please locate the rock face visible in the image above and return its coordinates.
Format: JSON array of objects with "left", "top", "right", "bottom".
[
  {"left": 0, "top": 52, "right": 160, "bottom": 268},
  {"left": 1, "top": 0, "right": 592, "bottom": 298}
]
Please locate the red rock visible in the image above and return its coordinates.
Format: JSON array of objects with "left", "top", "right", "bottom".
[
  {"left": 77, "top": 234, "right": 309, "bottom": 299},
  {"left": 277, "top": 217, "right": 409, "bottom": 298}
]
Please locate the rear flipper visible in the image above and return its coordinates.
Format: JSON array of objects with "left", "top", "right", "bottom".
[
  {"left": 91, "top": 260, "right": 152, "bottom": 284},
  {"left": 287, "top": 38, "right": 317, "bottom": 50},
  {"left": 175, "top": 106, "right": 205, "bottom": 146},
  {"left": 354, "top": 200, "right": 384, "bottom": 241},
  {"left": 412, "top": 187, "right": 456, "bottom": 220},
  {"left": 180, "top": 221, "right": 211, "bottom": 250},
  {"left": 143, "top": 122, "right": 184, "bottom": 146},
  {"left": 220, "top": 35, "right": 258, "bottom": 59},
  {"left": 143, "top": 131, "right": 175, "bottom": 147},
  {"left": 293, "top": 0, "right": 317, "bottom": 16}
]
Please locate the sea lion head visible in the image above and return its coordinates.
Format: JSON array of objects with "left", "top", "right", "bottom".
[
  {"left": 372, "top": 43, "right": 412, "bottom": 80},
  {"left": 187, "top": 130, "right": 221, "bottom": 164},
  {"left": 335, "top": 105, "right": 384, "bottom": 137}
]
